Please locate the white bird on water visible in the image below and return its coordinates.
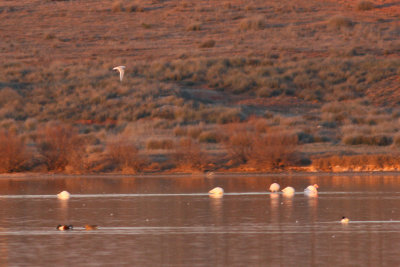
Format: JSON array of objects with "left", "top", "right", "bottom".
[
  {"left": 269, "top": 183, "right": 280, "bottom": 192},
  {"left": 57, "top": 190, "right": 70, "bottom": 200},
  {"left": 113, "top": 65, "right": 126, "bottom": 81},
  {"left": 282, "top": 186, "right": 295, "bottom": 197},
  {"left": 304, "top": 184, "right": 319, "bottom": 197},
  {"left": 209, "top": 187, "right": 224, "bottom": 197}
]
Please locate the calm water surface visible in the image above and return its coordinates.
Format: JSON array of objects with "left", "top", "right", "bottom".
[{"left": 1, "top": 174, "right": 400, "bottom": 266}]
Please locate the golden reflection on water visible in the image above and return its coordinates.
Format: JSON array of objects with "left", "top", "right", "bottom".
[
  {"left": 57, "top": 198, "right": 69, "bottom": 222},
  {"left": 1, "top": 174, "right": 400, "bottom": 195},
  {"left": 209, "top": 197, "right": 223, "bottom": 223},
  {"left": 1, "top": 175, "right": 400, "bottom": 266}
]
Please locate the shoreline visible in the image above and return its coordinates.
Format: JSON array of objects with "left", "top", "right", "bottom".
[{"left": 2, "top": 170, "right": 400, "bottom": 179}]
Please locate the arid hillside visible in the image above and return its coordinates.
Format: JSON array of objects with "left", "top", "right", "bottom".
[{"left": 0, "top": 0, "right": 399, "bottom": 173}]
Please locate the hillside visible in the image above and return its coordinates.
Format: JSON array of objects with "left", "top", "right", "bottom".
[{"left": 0, "top": 0, "right": 399, "bottom": 173}]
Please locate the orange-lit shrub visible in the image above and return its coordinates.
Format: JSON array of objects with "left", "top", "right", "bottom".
[
  {"left": 224, "top": 129, "right": 253, "bottom": 164},
  {"left": 223, "top": 123, "right": 298, "bottom": 169},
  {"left": 0, "top": 130, "right": 30, "bottom": 173},
  {"left": 172, "top": 138, "right": 209, "bottom": 171},
  {"left": 106, "top": 138, "right": 146, "bottom": 172},
  {"left": 312, "top": 154, "right": 400, "bottom": 171},
  {"left": 250, "top": 132, "right": 298, "bottom": 169},
  {"left": 37, "top": 124, "right": 86, "bottom": 171}
]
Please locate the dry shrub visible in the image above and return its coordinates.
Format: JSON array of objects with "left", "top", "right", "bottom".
[
  {"left": 173, "top": 126, "right": 187, "bottom": 136},
  {"left": 312, "top": 154, "right": 400, "bottom": 171},
  {"left": 106, "top": 137, "right": 146, "bottom": 172},
  {"left": 128, "top": 4, "right": 144, "bottom": 12},
  {"left": 239, "top": 16, "right": 266, "bottom": 31},
  {"left": 250, "top": 132, "right": 298, "bottom": 169},
  {"left": 146, "top": 139, "right": 174, "bottom": 150},
  {"left": 37, "top": 124, "right": 86, "bottom": 172},
  {"left": 198, "top": 131, "right": 219, "bottom": 143},
  {"left": 328, "top": 15, "right": 353, "bottom": 30},
  {"left": 187, "top": 125, "right": 203, "bottom": 138},
  {"left": 199, "top": 39, "right": 216, "bottom": 48},
  {"left": 112, "top": 1, "right": 124, "bottom": 12},
  {"left": 172, "top": 138, "right": 208, "bottom": 171},
  {"left": 223, "top": 124, "right": 298, "bottom": 169},
  {"left": 394, "top": 135, "right": 400, "bottom": 146},
  {"left": 224, "top": 129, "right": 253, "bottom": 164},
  {"left": 356, "top": 1, "right": 375, "bottom": 11},
  {"left": 187, "top": 23, "right": 201, "bottom": 31},
  {"left": 0, "top": 130, "right": 30, "bottom": 173},
  {"left": 342, "top": 134, "right": 393, "bottom": 146}
]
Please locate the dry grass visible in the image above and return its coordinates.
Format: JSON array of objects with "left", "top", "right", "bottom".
[
  {"left": 146, "top": 139, "right": 174, "bottom": 150},
  {"left": 239, "top": 16, "right": 266, "bottom": 31},
  {"left": 187, "top": 23, "right": 202, "bottom": 31},
  {"left": 327, "top": 15, "right": 354, "bottom": 30},
  {"left": 356, "top": 1, "right": 375, "bottom": 11},
  {"left": 112, "top": 1, "right": 125, "bottom": 12},
  {"left": 0, "top": 0, "right": 399, "bottom": 173},
  {"left": 199, "top": 39, "right": 216, "bottom": 48},
  {"left": 312, "top": 154, "right": 400, "bottom": 172}
]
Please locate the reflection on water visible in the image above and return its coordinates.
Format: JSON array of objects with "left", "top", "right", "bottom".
[{"left": 1, "top": 174, "right": 400, "bottom": 266}]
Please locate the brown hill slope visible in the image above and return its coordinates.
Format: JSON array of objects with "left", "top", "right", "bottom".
[{"left": 0, "top": 0, "right": 399, "bottom": 173}]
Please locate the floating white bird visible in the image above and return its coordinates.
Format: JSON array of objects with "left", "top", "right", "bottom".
[
  {"left": 269, "top": 183, "right": 280, "bottom": 192},
  {"left": 341, "top": 216, "right": 349, "bottom": 224},
  {"left": 57, "top": 190, "right": 70, "bottom": 200},
  {"left": 209, "top": 187, "right": 224, "bottom": 197},
  {"left": 282, "top": 186, "right": 295, "bottom": 197},
  {"left": 304, "top": 184, "right": 319, "bottom": 197},
  {"left": 113, "top": 65, "right": 126, "bottom": 81}
]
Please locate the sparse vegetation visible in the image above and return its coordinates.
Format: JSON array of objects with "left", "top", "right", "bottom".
[
  {"left": 36, "top": 124, "right": 86, "bottom": 172},
  {"left": 357, "top": 1, "right": 375, "bottom": 11},
  {"left": 0, "top": 0, "right": 399, "bottom": 173},
  {"left": 112, "top": 1, "right": 124, "bottom": 12},
  {"left": 187, "top": 23, "right": 202, "bottom": 31},
  {"left": 199, "top": 39, "right": 216, "bottom": 48},
  {"left": 146, "top": 139, "right": 174, "bottom": 150},
  {"left": 239, "top": 16, "right": 266, "bottom": 31},
  {"left": 223, "top": 123, "right": 298, "bottom": 170},
  {"left": 328, "top": 15, "right": 354, "bottom": 30},
  {"left": 172, "top": 138, "right": 209, "bottom": 171},
  {"left": 0, "top": 130, "right": 30, "bottom": 173},
  {"left": 105, "top": 136, "right": 146, "bottom": 173}
]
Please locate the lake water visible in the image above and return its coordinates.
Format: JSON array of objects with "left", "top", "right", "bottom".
[{"left": 1, "top": 174, "right": 400, "bottom": 266}]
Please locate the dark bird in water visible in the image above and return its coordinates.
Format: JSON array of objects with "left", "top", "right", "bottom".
[
  {"left": 84, "top": 224, "right": 98, "bottom": 230},
  {"left": 57, "top": 225, "right": 73, "bottom": 231}
]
